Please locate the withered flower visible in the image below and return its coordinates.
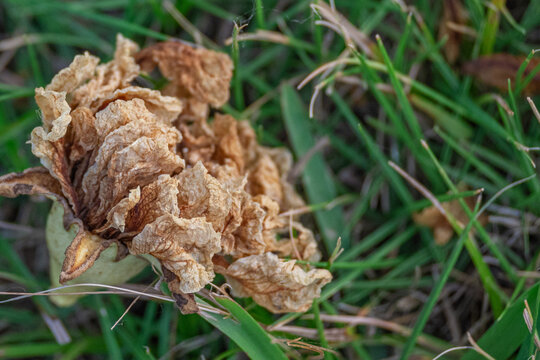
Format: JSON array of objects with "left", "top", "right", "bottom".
[
  {"left": 0, "top": 36, "right": 331, "bottom": 313},
  {"left": 413, "top": 195, "right": 488, "bottom": 245}
]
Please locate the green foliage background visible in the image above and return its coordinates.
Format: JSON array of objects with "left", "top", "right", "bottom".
[{"left": 0, "top": 0, "right": 539, "bottom": 359}]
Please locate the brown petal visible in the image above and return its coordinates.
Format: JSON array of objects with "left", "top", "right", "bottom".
[
  {"left": 413, "top": 196, "right": 488, "bottom": 245},
  {"left": 45, "top": 52, "right": 99, "bottom": 93},
  {"left": 115, "top": 174, "right": 180, "bottom": 233},
  {"left": 0, "top": 167, "right": 80, "bottom": 231},
  {"left": 130, "top": 214, "right": 221, "bottom": 293},
  {"left": 212, "top": 114, "right": 245, "bottom": 174},
  {"left": 175, "top": 162, "right": 231, "bottom": 232},
  {"left": 162, "top": 267, "right": 200, "bottom": 314},
  {"left": 229, "top": 193, "right": 267, "bottom": 256},
  {"left": 260, "top": 147, "right": 305, "bottom": 210},
  {"left": 71, "top": 34, "right": 140, "bottom": 109},
  {"left": 463, "top": 54, "right": 540, "bottom": 95},
  {"left": 91, "top": 87, "right": 183, "bottom": 124},
  {"left": 247, "top": 153, "right": 283, "bottom": 203},
  {"left": 68, "top": 107, "right": 98, "bottom": 162},
  {"left": 60, "top": 229, "right": 111, "bottom": 283},
  {"left": 0, "top": 167, "right": 62, "bottom": 198},
  {"left": 438, "top": 0, "right": 467, "bottom": 64},
  {"left": 135, "top": 41, "right": 233, "bottom": 108},
  {"left": 266, "top": 221, "right": 321, "bottom": 262},
  {"left": 33, "top": 88, "right": 71, "bottom": 140},
  {"left": 219, "top": 252, "right": 332, "bottom": 313}
]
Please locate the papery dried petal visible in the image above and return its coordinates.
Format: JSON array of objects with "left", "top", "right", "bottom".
[
  {"left": 68, "top": 107, "right": 98, "bottom": 162},
  {"left": 60, "top": 228, "right": 111, "bottom": 283},
  {"left": 220, "top": 252, "right": 332, "bottom": 313},
  {"left": 175, "top": 162, "right": 230, "bottom": 232},
  {"left": 33, "top": 88, "right": 72, "bottom": 141},
  {"left": 103, "top": 187, "right": 141, "bottom": 232},
  {"left": 122, "top": 174, "right": 180, "bottom": 233},
  {"left": 0, "top": 167, "right": 62, "bottom": 199},
  {"left": 247, "top": 153, "right": 283, "bottom": 204},
  {"left": 229, "top": 193, "right": 267, "bottom": 256},
  {"left": 212, "top": 114, "right": 246, "bottom": 175},
  {"left": 82, "top": 100, "right": 183, "bottom": 223},
  {"left": 71, "top": 35, "right": 140, "bottom": 109},
  {"left": 92, "top": 87, "right": 183, "bottom": 124},
  {"left": 463, "top": 54, "right": 540, "bottom": 95},
  {"left": 413, "top": 197, "right": 488, "bottom": 245},
  {"left": 135, "top": 41, "right": 233, "bottom": 108},
  {"left": 131, "top": 214, "right": 221, "bottom": 293},
  {"left": 266, "top": 222, "right": 321, "bottom": 262},
  {"left": 260, "top": 147, "right": 305, "bottom": 210},
  {"left": 46, "top": 52, "right": 99, "bottom": 93}
]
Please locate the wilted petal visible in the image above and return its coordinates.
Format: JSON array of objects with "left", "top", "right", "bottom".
[
  {"left": 122, "top": 174, "right": 180, "bottom": 233},
  {"left": 175, "top": 162, "right": 231, "bottom": 232},
  {"left": 220, "top": 252, "right": 332, "bottom": 313},
  {"left": 228, "top": 193, "right": 267, "bottom": 256},
  {"left": 0, "top": 167, "right": 62, "bottom": 199},
  {"left": 463, "top": 54, "right": 540, "bottom": 95},
  {"left": 135, "top": 41, "right": 233, "bottom": 108},
  {"left": 60, "top": 229, "right": 111, "bottom": 283},
  {"left": 212, "top": 114, "right": 245, "bottom": 175},
  {"left": 92, "top": 87, "right": 183, "bottom": 124},
  {"left": 68, "top": 107, "right": 98, "bottom": 162},
  {"left": 247, "top": 153, "right": 283, "bottom": 204},
  {"left": 46, "top": 52, "right": 100, "bottom": 93},
  {"left": 33, "top": 88, "right": 72, "bottom": 141},
  {"left": 260, "top": 147, "right": 305, "bottom": 210},
  {"left": 413, "top": 196, "right": 488, "bottom": 245},
  {"left": 267, "top": 222, "right": 321, "bottom": 262},
  {"left": 131, "top": 214, "right": 221, "bottom": 293},
  {"left": 102, "top": 187, "right": 141, "bottom": 232},
  {"left": 72, "top": 34, "right": 140, "bottom": 108}
]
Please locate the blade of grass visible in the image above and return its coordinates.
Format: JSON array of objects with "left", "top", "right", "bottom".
[
  {"left": 200, "top": 296, "right": 288, "bottom": 360},
  {"left": 400, "top": 192, "right": 482, "bottom": 359},
  {"left": 462, "top": 284, "right": 540, "bottom": 360},
  {"left": 281, "top": 84, "right": 349, "bottom": 250}
]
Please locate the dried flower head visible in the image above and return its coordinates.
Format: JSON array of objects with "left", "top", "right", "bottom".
[{"left": 0, "top": 35, "right": 331, "bottom": 313}]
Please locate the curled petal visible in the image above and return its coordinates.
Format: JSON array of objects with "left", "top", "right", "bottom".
[
  {"left": 46, "top": 52, "right": 100, "bottom": 93},
  {"left": 71, "top": 35, "right": 140, "bottom": 109},
  {"left": 219, "top": 253, "right": 332, "bottom": 313},
  {"left": 34, "top": 88, "right": 72, "bottom": 141},
  {"left": 266, "top": 222, "right": 321, "bottom": 262},
  {"left": 92, "top": 87, "right": 183, "bottom": 124},
  {"left": 0, "top": 167, "right": 62, "bottom": 199},
  {"left": 247, "top": 153, "right": 283, "bottom": 203},
  {"left": 60, "top": 228, "right": 111, "bottom": 283},
  {"left": 135, "top": 41, "right": 233, "bottom": 108},
  {"left": 103, "top": 187, "right": 141, "bottom": 232},
  {"left": 131, "top": 214, "right": 221, "bottom": 293},
  {"left": 68, "top": 107, "right": 98, "bottom": 162},
  {"left": 260, "top": 147, "right": 305, "bottom": 210},
  {"left": 175, "top": 162, "right": 231, "bottom": 232},
  {"left": 122, "top": 174, "right": 180, "bottom": 233}
]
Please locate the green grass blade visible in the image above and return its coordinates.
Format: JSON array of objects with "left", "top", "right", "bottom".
[
  {"left": 462, "top": 284, "right": 540, "bottom": 360},
  {"left": 281, "top": 84, "right": 348, "bottom": 250},
  {"left": 200, "top": 296, "right": 287, "bottom": 360}
]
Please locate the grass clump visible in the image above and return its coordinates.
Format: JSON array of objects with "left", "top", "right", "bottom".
[{"left": 0, "top": 0, "right": 539, "bottom": 359}]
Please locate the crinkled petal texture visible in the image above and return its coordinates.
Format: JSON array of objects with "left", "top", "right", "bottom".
[
  {"left": 221, "top": 253, "right": 332, "bottom": 313},
  {"left": 131, "top": 214, "right": 221, "bottom": 293},
  {"left": 135, "top": 41, "right": 233, "bottom": 120},
  {"left": 0, "top": 35, "right": 332, "bottom": 313}
]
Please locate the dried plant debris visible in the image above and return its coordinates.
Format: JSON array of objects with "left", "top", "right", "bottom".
[
  {"left": 463, "top": 54, "right": 540, "bottom": 95},
  {"left": 413, "top": 196, "right": 488, "bottom": 245},
  {"left": 0, "top": 35, "right": 331, "bottom": 313},
  {"left": 438, "top": 0, "right": 467, "bottom": 64}
]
